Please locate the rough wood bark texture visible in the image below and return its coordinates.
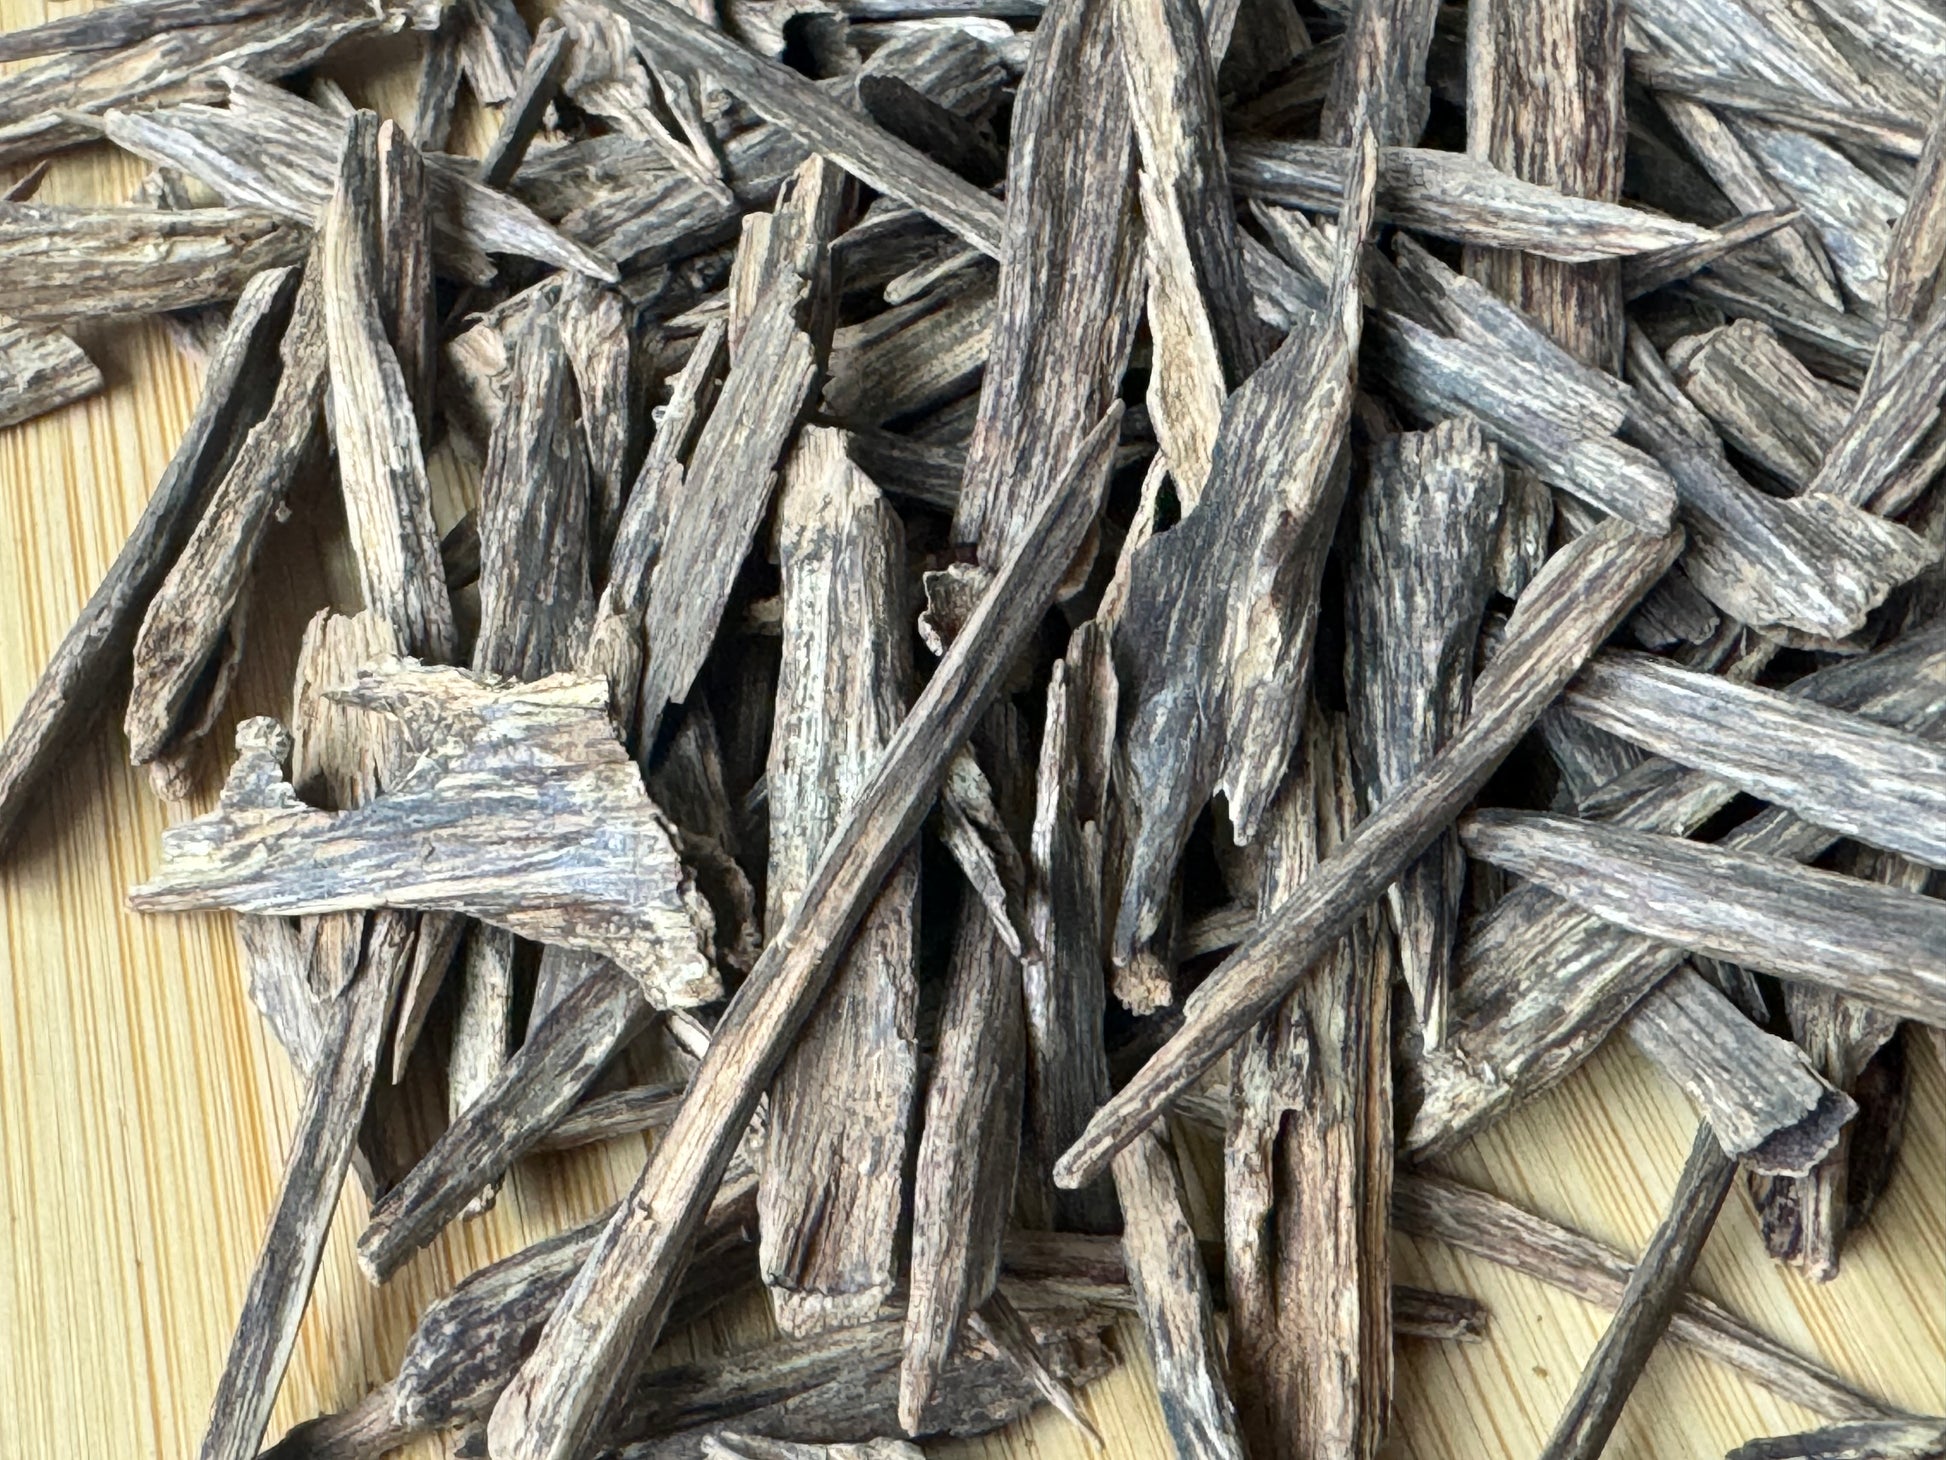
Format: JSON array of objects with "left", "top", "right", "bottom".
[
  {"left": 128, "top": 663, "right": 721, "bottom": 1006},
  {"left": 0, "top": 313, "right": 101, "bottom": 428}
]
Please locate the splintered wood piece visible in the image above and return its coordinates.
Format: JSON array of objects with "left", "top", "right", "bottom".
[
  {"left": 129, "top": 663, "right": 720, "bottom": 1004},
  {"left": 967, "top": 1289, "right": 1102, "bottom": 1448},
  {"left": 900, "top": 898, "right": 1027, "bottom": 1432},
  {"left": 127, "top": 255, "right": 327, "bottom": 773},
  {"left": 1057, "top": 518, "right": 1682, "bottom": 1189},
  {"left": 473, "top": 309, "right": 593, "bottom": 684},
  {"left": 358, "top": 962, "right": 651, "bottom": 1281},
  {"left": 1886, "top": 91, "right": 1946, "bottom": 330},
  {"left": 1731, "top": 121, "right": 1902, "bottom": 316},
  {"left": 1538, "top": 1123, "right": 1739, "bottom": 1460},
  {"left": 478, "top": 18, "right": 570, "bottom": 190},
  {"left": 454, "top": 0, "right": 531, "bottom": 103},
  {"left": 0, "top": 263, "right": 293, "bottom": 853},
  {"left": 1727, "top": 1418, "right": 1946, "bottom": 1460},
  {"left": 761, "top": 426, "right": 919, "bottom": 1337},
  {"left": 1809, "top": 295, "right": 1946, "bottom": 516},
  {"left": 636, "top": 157, "right": 839, "bottom": 742},
  {"left": 1111, "top": 131, "right": 1376, "bottom": 960},
  {"left": 1115, "top": 0, "right": 1268, "bottom": 501},
  {"left": 1624, "top": 967, "right": 1854, "bottom": 1180},
  {"left": 484, "top": 405, "right": 1119, "bottom": 1460},
  {"left": 950, "top": 0, "right": 1143, "bottom": 564},
  {"left": 1019, "top": 639, "right": 1116, "bottom": 1235},
  {"left": 1620, "top": 208, "right": 1803, "bottom": 300},
  {"left": 591, "top": 0, "right": 1002, "bottom": 253},
  {"left": 649, "top": 706, "right": 764, "bottom": 986},
  {"left": 1459, "top": 810, "right": 1946, "bottom": 1028},
  {"left": 1631, "top": 57, "right": 1926, "bottom": 160},
  {"left": 1465, "top": 0, "right": 1622, "bottom": 586},
  {"left": 320, "top": 112, "right": 457, "bottom": 665},
  {"left": 1405, "top": 629, "right": 1946, "bottom": 1160},
  {"left": 856, "top": 29, "right": 1007, "bottom": 185},
  {"left": 98, "top": 75, "right": 617, "bottom": 283},
  {"left": 823, "top": 274, "right": 995, "bottom": 429},
  {"left": 0, "top": 200, "right": 305, "bottom": 323},
  {"left": 935, "top": 745, "right": 1034, "bottom": 961},
  {"left": 1226, "top": 707, "right": 1392, "bottom": 1460},
  {"left": 1345, "top": 416, "right": 1503, "bottom": 1045},
  {"left": 0, "top": 314, "right": 100, "bottom": 428},
  {"left": 1322, "top": 0, "right": 1438, "bottom": 145},
  {"left": 1113, "top": 1125, "right": 1246, "bottom": 1460},
  {"left": 409, "top": 8, "right": 465, "bottom": 151},
  {"left": 0, "top": 0, "right": 437, "bottom": 165},
  {"left": 375, "top": 121, "right": 434, "bottom": 442},
  {"left": 558, "top": 273, "right": 638, "bottom": 569},
  {"left": 1566, "top": 651, "right": 1946, "bottom": 870},
  {"left": 1750, "top": 942, "right": 1906, "bottom": 1281},
  {"left": 1229, "top": 142, "right": 1709, "bottom": 264},
  {"left": 1392, "top": 1173, "right": 1900, "bottom": 1422}
]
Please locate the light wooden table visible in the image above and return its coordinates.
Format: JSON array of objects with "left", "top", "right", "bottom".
[{"left": 1, "top": 8, "right": 1941, "bottom": 1459}]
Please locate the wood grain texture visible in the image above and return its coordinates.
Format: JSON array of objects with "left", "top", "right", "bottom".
[{"left": 0, "top": 16, "right": 1942, "bottom": 1460}]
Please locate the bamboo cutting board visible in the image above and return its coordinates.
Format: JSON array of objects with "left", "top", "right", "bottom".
[{"left": 0, "top": 7, "right": 1942, "bottom": 1459}]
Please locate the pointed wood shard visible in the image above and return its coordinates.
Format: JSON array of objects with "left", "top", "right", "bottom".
[
  {"left": 1113, "top": 126, "right": 1377, "bottom": 960},
  {"left": 1345, "top": 416, "right": 1502, "bottom": 1045}
]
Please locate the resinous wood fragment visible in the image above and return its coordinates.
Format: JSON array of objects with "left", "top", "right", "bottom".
[
  {"left": 1113, "top": 1124, "right": 1246, "bottom": 1460},
  {"left": 1621, "top": 326, "right": 1932, "bottom": 639},
  {"left": 485, "top": 406, "right": 1118, "bottom": 1460},
  {"left": 126, "top": 258, "right": 327, "bottom": 780},
  {"left": 856, "top": 28, "right": 1007, "bottom": 184},
  {"left": 822, "top": 272, "right": 997, "bottom": 429},
  {"left": 1566, "top": 650, "right": 1946, "bottom": 870},
  {"left": 1112, "top": 132, "right": 1376, "bottom": 960},
  {"left": 0, "top": 312, "right": 101, "bottom": 429},
  {"left": 1392, "top": 1173, "right": 1901, "bottom": 1422},
  {"left": 636, "top": 157, "right": 839, "bottom": 741},
  {"left": 1459, "top": 810, "right": 1946, "bottom": 1028},
  {"left": 761, "top": 427, "right": 919, "bottom": 1337},
  {"left": 1345, "top": 416, "right": 1502, "bottom": 1045},
  {"left": 900, "top": 895, "right": 1027, "bottom": 1431},
  {"left": 1670, "top": 319, "right": 1849, "bottom": 491},
  {"left": 949, "top": 0, "right": 1143, "bottom": 564},
  {"left": 1019, "top": 637, "right": 1116, "bottom": 1234},
  {"left": 0, "top": 263, "right": 293, "bottom": 854},
  {"left": 1225, "top": 710, "right": 1392, "bottom": 1460},
  {"left": 320, "top": 113, "right": 458, "bottom": 667},
  {"left": 1115, "top": 0, "right": 1269, "bottom": 501},
  {"left": 1229, "top": 140, "right": 1712, "bottom": 263},
  {"left": 375, "top": 121, "right": 435, "bottom": 442},
  {"left": 1322, "top": 0, "right": 1439, "bottom": 146},
  {"left": 1537, "top": 1123, "right": 1740, "bottom": 1460},
  {"left": 409, "top": 8, "right": 465, "bottom": 152},
  {"left": 0, "top": 199, "right": 305, "bottom": 323},
  {"left": 559, "top": 273, "right": 640, "bottom": 568},
  {"left": 130, "top": 663, "right": 720, "bottom": 1005},
  {"left": 0, "top": 0, "right": 439, "bottom": 166},
  {"left": 1058, "top": 518, "right": 1683, "bottom": 1189}
]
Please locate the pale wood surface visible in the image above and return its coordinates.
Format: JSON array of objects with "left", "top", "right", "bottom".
[{"left": 0, "top": 6, "right": 1941, "bottom": 1459}]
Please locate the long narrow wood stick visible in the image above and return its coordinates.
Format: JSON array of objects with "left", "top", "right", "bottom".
[
  {"left": 1538, "top": 1124, "right": 1740, "bottom": 1460},
  {"left": 486, "top": 404, "right": 1122, "bottom": 1460}
]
